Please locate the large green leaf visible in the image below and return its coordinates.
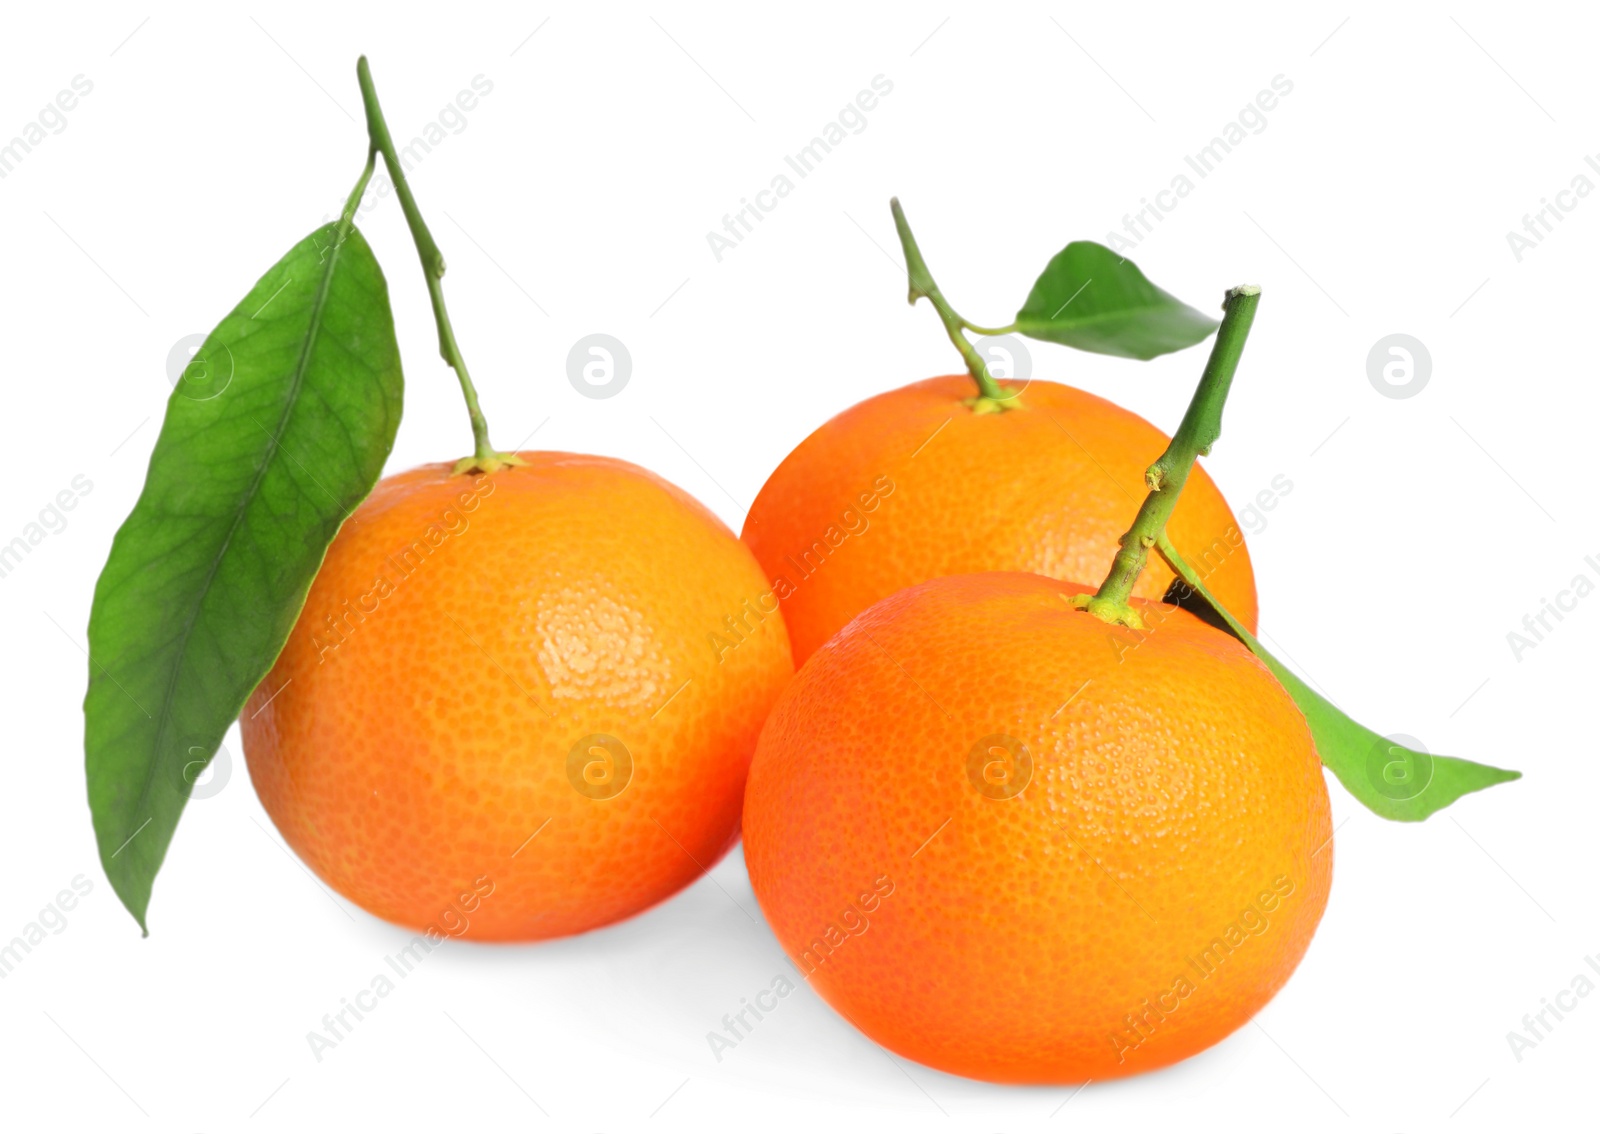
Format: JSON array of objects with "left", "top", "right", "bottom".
[
  {"left": 1157, "top": 535, "right": 1519, "bottom": 821},
  {"left": 1014, "top": 241, "right": 1219, "bottom": 360},
  {"left": 85, "top": 221, "right": 403, "bottom": 931}
]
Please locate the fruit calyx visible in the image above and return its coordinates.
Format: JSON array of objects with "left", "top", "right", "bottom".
[
  {"left": 1069, "top": 590, "right": 1148, "bottom": 630},
  {"left": 1072, "top": 284, "right": 1261, "bottom": 627},
  {"left": 962, "top": 388, "right": 1028, "bottom": 416},
  {"left": 451, "top": 451, "right": 527, "bottom": 477}
]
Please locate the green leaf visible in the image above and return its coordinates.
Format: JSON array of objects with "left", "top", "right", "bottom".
[
  {"left": 1014, "top": 241, "right": 1220, "bottom": 360},
  {"left": 1157, "top": 536, "right": 1520, "bottom": 821},
  {"left": 85, "top": 221, "right": 403, "bottom": 931}
]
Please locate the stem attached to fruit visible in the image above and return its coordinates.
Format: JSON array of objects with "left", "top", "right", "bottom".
[
  {"left": 889, "top": 198, "right": 1020, "bottom": 414},
  {"left": 1072, "top": 285, "right": 1261, "bottom": 628},
  {"left": 354, "top": 56, "right": 522, "bottom": 475}
]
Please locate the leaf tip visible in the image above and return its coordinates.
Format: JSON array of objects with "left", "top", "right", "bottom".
[{"left": 111, "top": 879, "right": 151, "bottom": 937}]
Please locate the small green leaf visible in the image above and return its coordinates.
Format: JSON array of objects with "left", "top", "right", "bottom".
[
  {"left": 1158, "top": 536, "right": 1519, "bottom": 821},
  {"left": 1015, "top": 242, "right": 1219, "bottom": 360},
  {"left": 85, "top": 221, "right": 403, "bottom": 931}
]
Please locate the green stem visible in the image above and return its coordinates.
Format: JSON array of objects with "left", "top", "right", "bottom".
[
  {"left": 889, "top": 198, "right": 1019, "bottom": 412},
  {"left": 960, "top": 319, "right": 1019, "bottom": 337},
  {"left": 338, "top": 149, "right": 376, "bottom": 233},
  {"left": 1072, "top": 285, "right": 1261, "bottom": 628},
  {"left": 354, "top": 56, "right": 520, "bottom": 474}
]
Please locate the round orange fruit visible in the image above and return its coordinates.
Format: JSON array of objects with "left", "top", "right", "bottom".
[
  {"left": 741, "top": 377, "right": 1260, "bottom": 665},
  {"left": 242, "top": 452, "right": 792, "bottom": 941},
  {"left": 742, "top": 571, "right": 1331, "bottom": 1083}
]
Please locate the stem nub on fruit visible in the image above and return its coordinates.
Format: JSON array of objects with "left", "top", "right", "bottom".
[
  {"left": 355, "top": 56, "right": 522, "bottom": 476},
  {"left": 1071, "top": 285, "right": 1261, "bottom": 628}
]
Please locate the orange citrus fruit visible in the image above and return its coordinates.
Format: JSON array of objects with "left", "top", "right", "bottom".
[
  {"left": 242, "top": 452, "right": 792, "bottom": 941},
  {"left": 742, "top": 570, "right": 1331, "bottom": 1083},
  {"left": 742, "top": 377, "right": 1259, "bottom": 665}
]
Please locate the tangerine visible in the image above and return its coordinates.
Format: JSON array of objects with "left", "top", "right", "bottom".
[
  {"left": 742, "top": 377, "right": 1259, "bottom": 665},
  {"left": 742, "top": 570, "right": 1330, "bottom": 1083},
  {"left": 242, "top": 452, "right": 792, "bottom": 941}
]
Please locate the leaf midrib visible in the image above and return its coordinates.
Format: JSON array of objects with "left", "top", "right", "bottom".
[
  {"left": 124, "top": 226, "right": 355, "bottom": 848},
  {"left": 1017, "top": 301, "right": 1212, "bottom": 331}
]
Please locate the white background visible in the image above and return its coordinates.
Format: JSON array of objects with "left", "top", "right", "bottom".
[{"left": 1, "top": 2, "right": 1593, "bottom": 1130}]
